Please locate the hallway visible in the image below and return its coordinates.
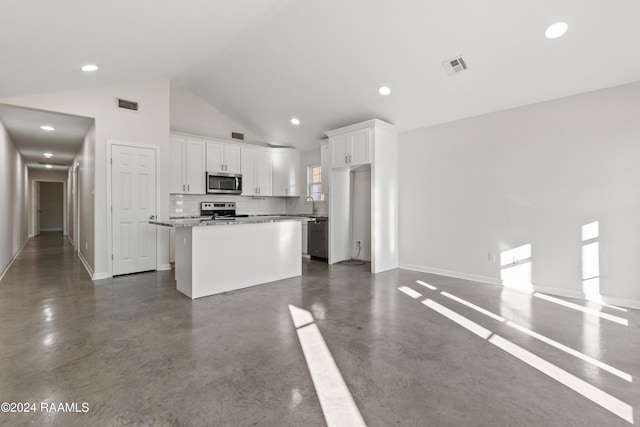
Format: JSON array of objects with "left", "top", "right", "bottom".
[{"left": 1, "top": 234, "right": 639, "bottom": 426}]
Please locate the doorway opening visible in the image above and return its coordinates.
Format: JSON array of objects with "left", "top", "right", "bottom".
[{"left": 33, "top": 179, "right": 67, "bottom": 237}]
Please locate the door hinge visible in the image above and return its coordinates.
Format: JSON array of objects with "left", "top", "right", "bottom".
[{"left": 111, "top": 254, "right": 113, "bottom": 260}]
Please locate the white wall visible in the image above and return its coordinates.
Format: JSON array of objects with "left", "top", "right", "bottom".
[
  {"left": 75, "top": 124, "right": 95, "bottom": 270},
  {"left": 399, "top": 81, "right": 640, "bottom": 307},
  {"left": 0, "top": 120, "right": 29, "bottom": 278},
  {"left": 171, "top": 89, "right": 268, "bottom": 145},
  {"left": 1, "top": 80, "right": 171, "bottom": 279}
]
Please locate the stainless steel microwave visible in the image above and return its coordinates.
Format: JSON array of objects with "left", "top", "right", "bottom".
[{"left": 206, "top": 172, "right": 242, "bottom": 194}]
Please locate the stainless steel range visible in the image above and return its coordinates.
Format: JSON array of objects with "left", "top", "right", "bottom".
[{"left": 200, "top": 202, "right": 237, "bottom": 219}]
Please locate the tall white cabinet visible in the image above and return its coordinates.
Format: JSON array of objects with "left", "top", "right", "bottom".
[{"left": 325, "top": 119, "right": 398, "bottom": 274}]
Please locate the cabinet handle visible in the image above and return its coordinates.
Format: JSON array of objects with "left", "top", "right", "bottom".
[
  {"left": 182, "top": 184, "right": 185, "bottom": 191},
  {"left": 225, "top": 164, "right": 228, "bottom": 171},
  {"left": 349, "top": 155, "right": 352, "bottom": 163},
  {"left": 221, "top": 163, "right": 224, "bottom": 171},
  {"left": 345, "top": 155, "right": 348, "bottom": 164},
  {"left": 187, "top": 184, "right": 190, "bottom": 192}
]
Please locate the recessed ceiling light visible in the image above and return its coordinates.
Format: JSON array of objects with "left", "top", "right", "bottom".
[
  {"left": 378, "top": 86, "right": 391, "bottom": 96},
  {"left": 40, "top": 125, "right": 55, "bottom": 131},
  {"left": 43, "top": 153, "right": 53, "bottom": 158},
  {"left": 45, "top": 165, "right": 52, "bottom": 169},
  {"left": 291, "top": 118, "right": 300, "bottom": 125},
  {"left": 81, "top": 64, "right": 99, "bottom": 72},
  {"left": 545, "top": 21, "right": 568, "bottom": 39}
]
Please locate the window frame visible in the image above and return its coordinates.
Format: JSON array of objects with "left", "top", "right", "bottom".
[{"left": 307, "top": 164, "right": 325, "bottom": 202}]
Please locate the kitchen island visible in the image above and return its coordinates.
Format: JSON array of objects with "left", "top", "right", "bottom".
[{"left": 151, "top": 217, "right": 305, "bottom": 299}]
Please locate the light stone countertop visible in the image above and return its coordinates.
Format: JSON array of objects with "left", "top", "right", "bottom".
[{"left": 150, "top": 216, "right": 314, "bottom": 228}]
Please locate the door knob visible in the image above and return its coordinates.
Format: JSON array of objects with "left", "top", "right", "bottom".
[{"left": 149, "top": 215, "right": 156, "bottom": 220}]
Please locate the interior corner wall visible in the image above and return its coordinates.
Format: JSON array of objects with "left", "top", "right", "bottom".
[
  {"left": 1, "top": 79, "right": 171, "bottom": 279},
  {"left": 0, "top": 119, "right": 29, "bottom": 277},
  {"left": 170, "top": 89, "right": 267, "bottom": 145},
  {"left": 398, "top": 81, "right": 640, "bottom": 306}
]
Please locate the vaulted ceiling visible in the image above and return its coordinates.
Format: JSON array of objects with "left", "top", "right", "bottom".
[{"left": 1, "top": 0, "right": 640, "bottom": 152}]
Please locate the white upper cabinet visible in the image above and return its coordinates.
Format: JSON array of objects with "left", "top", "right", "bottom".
[
  {"left": 242, "top": 148, "right": 272, "bottom": 196},
  {"left": 206, "top": 140, "right": 241, "bottom": 174},
  {"left": 330, "top": 128, "right": 371, "bottom": 168},
  {"left": 171, "top": 132, "right": 301, "bottom": 198},
  {"left": 170, "top": 137, "right": 206, "bottom": 194},
  {"left": 272, "top": 149, "right": 301, "bottom": 197}
]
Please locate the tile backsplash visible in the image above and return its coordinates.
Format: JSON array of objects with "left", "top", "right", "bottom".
[
  {"left": 170, "top": 194, "right": 286, "bottom": 217},
  {"left": 286, "top": 196, "right": 328, "bottom": 217},
  {"left": 170, "top": 194, "right": 328, "bottom": 217}
]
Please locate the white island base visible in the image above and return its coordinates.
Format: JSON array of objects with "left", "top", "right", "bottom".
[{"left": 175, "top": 220, "right": 302, "bottom": 299}]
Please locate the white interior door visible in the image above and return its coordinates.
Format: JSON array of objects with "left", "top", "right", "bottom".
[{"left": 112, "top": 144, "right": 157, "bottom": 275}]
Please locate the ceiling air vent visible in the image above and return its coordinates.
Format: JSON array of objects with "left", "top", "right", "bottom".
[
  {"left": 442, "top": 55, "right": 469, "bottom": 76},
  {"left": 231, "top": 132, "right": 244, "bottom": 140},
  {"left": 115, "top": 98, "right": 139, "bottom": 112}
]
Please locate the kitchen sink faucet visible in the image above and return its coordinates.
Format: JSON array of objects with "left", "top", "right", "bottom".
[{"left": 305, "top": 196, "right": 318, "bottom": 216}]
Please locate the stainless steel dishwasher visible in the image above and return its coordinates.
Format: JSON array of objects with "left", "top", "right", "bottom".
[{"left": 308, "top": 217, "right": 328, "bottom": 260}]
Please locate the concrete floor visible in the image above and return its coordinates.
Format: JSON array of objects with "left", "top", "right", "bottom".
[{"left": 0, "top": 233, "right": 638, "bottom": 426}]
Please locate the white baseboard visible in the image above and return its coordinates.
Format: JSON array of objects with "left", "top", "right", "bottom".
[
  {"left": 77, "top": 250, "right": 111, "bottom": 281},
  {"left": 399, "top": 263, "right": 502, "bottom": 286},
  {"left": 534, "top": 285, "right": 640, "bottom": 310},
  {"left": 158, "top": 263, "right": 172, "bottom": 271},
  {"left": 0, "top": 237, "right": 31, "bottom": 282},
  {"left": 78, "top": 251, "right": 95, "bottom": 279},
  {"left": 400, "top": 263, "right": 640, "bottom": 311},
  {"left": 599, "top": 295, "right": 640, "bottom": 311},
  {"left": 533, "top": 285, "right": 584, "bottom": 300}
]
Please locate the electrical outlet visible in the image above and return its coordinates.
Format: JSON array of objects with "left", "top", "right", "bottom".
[{"left": 355, "top": 240, "right": 361, "bottom": 248}]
